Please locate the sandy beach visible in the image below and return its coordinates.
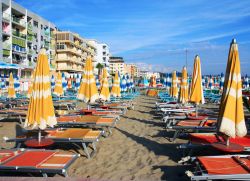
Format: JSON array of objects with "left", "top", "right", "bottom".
[{"left": 0, "top": 94, "right": 249, "bottom": 180}]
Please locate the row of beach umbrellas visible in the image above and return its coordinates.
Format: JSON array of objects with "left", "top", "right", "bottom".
[{"left": 167, "top": 39, "right": 245, "bottom": 146}]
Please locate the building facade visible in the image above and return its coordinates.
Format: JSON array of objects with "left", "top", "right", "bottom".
[
  {"left": 54, "top": 31, "right": 96, "bottom": 73},
  {"left": 88, "top": 40, "right": 110, "bottom": 74},
  {"left": 109, "top": 56, "right": 125, "bottom": 75},
  {"left": 0, "top": 0, "right": 57, "bottom": 78},
  {"left": 139, "top": 71, "right": 160, "bottom": 79},
  {"left": 125, "top": 63, "right": 139, "bottom": 78}
]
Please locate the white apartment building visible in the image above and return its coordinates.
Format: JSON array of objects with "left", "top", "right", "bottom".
[
  {"left": 139, "top": 71, "right": 160, "bottom": 79},
  {"left": 88, "top": 40, "right": 110, "bottom": 74},
  {"left": 0, "top": 0, "right": 57, "bottom": 78}
]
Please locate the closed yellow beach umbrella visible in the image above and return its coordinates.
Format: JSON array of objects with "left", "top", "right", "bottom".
[
  {"left": 54, "top": 72, "right": 64, "bottom": 96},
  {"left": 189, "top": 55, "right": 205, "bottom": 104},
  {"left": 8, "top": 72, "right": 16, "bottom": 98},
  {"left": 24, "top": 49, "right": 57, "bottom": 130},
  {"left": 179, "top": 66, "right": 188, "bottom": 103},
  {"left": 170, "top": 71, "right": 178, "bottom": 98},
  {"left": 27, "top": 71, "right": 34, "bottom": 98},
  {"left": 77, "top": 57, "right": 99, "bottom": 103},
  {"left": 218, "top": 39, "right": 246, "bottom": 139},
  {"left": 111, "top": 71, "right": 121, "bottom": 97},
  {"left": 99, "top": 68, "right": 110, "bottom": 101}
]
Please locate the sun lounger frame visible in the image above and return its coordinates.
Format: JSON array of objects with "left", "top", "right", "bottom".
[
  {"left": 0, "top": 149, "right": 79, "bottom": 177},
  {"left": 190, "top": 155, "right": 250, "bottom": 180}
]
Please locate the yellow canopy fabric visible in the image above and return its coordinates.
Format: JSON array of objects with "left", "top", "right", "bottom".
[
  {"left": 77, "top": 57, "right": 99, "bottom": 103},
  {"left": 189, "top": 55, "right": 205, "bottom": 104},
  {"left": 24, "top": 49, "right": 57, "bottom": 130},
  {"left": 27, "top": 71, "right": 34, "bottom": 98},
  {"left": 111, "top": 71, "right": 121, "bottom": 97},
  {"left": 179, "top": 66, "right": 188, "bottom": 103},
  {"left": 53, "top": 72, "right": 64, "bottom": 96},
  {"left": 218, "top": 39, "right": 246, "bottom": 138},
  {"left": 8, "top": 72, "right": 16, "bottom": 98},
  {"left": 170, "top": 71, "right": 178, "bottom": 98},
  {"left": 99, "top": 68, "right": 110, "bottom": 101}
]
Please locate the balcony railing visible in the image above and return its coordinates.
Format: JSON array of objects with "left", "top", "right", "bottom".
[
  {"left": 3, "top": 49, "right": 10, "bottom": 56},
  {"left": 2, "top": 12, "right": 10, "bottom": 21},
  {"left": 12, "top": 16, "right": 26, "bottom": 27},
  {"left": 28, "top": 49, "right": 34, "bottom": 55},
  {"left": 3, "top": 57, "right": 11, "bottom": 63},
  {"left": 27, "top": 23, "right": 33, "bottom": 30},
  {"left": 3, "top": 43, "right": 11, "bottom": 50},
  {"left": 27, "top": 34, "right": 33, "bottom": 41},
  {"left": 12, "top": 30, "right": 26, "bottom": 39}
]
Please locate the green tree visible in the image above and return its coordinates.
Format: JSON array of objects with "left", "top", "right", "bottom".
[{"left": 96, "top": 63, "right": 104, "bottom": 76}]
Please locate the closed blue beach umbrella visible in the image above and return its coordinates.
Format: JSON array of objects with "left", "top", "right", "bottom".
[
  {"left": 220, "top": 73, "right": 224, "bottom": 90},
  {"left": 51, "top": 74, "right": 55, "bottom": 89}
]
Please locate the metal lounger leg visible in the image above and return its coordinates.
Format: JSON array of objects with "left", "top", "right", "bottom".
[
  {"left": 82, "top": 143, "right": 90, "bottom": 159},
  {"left": 171, "top": 130, "right": 180, "bottom": 142},
  {"left": 42, "top": 173, "right": 48, "bottom": 177}
]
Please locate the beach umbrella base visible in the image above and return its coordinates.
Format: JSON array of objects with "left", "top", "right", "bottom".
[
  {"left": 211, "top": 142, "right": 244, "bottom": 153},
  {"left": 24, "top": 138, "right": 54, "bottom": 148}
]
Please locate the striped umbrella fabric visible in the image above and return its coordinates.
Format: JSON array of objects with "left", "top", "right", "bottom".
[
  {"left": 170, "top": 71, "right": 178, "bottom": 98},
  {"left": 209, "top": 75, "right": 214, "bottom": 89},
  {"left": 27, "top": 72, "right": 34, "bottom": 98},
  {"left": 179, "top": 66, "right": 188, "bottom": 103},
  {"left": 243, "top": 75, "right": 249, "bottom": 89},
  {"left": 220, "top": 73, "right": 224, "bottom": 90},
  {"left": 8, "top": 72, "right": 16, "bottom": 98},
  {"left": 77, "top": 57, "right": 99, "bottom": 103},
  {"left": 189, "top": 55, "right": 205, "bottom": 104},
  {"left": 51, "top": 74, "right": 55, "bottom": 90},
  {"left": 126, "top": 75, "right": 131, "bottom": 90},
  {"left": 111, "top": 71, "right": 121, "bottom": 97},
  {"left": 130, "top": 77, "right": 134, "bottom": 88},
  {"left": 121, "top": 75, "right": 127, "bottom": 92},
  {"left": 14, "top": 75, "right": 20, "bottom": 91},
  {"left": 166, "top": 73, "right": 171, "bottom": 91},
  {"left": 62, "top": 72, "right": 67, "bottom": 91},
  {"left": 53, "top": 72, "right": 64, "bottom": 96},
  {"left": 1, "top": 78, "right": 6, "bottom": 89},
  {"left": 95, "top": 76, "right": 100, "bottom": 89},
  {"left": 218, "top": 39, "right": 246, "bottom": 138},
  {"left": 75, "top": 74, "right": 81, "bottom": 90},
  {"left": 99, "top": 68, "right": 110, "bottom": 101},
  {"left": 24, "top": 49, "right": 56, "bottom": 129}
]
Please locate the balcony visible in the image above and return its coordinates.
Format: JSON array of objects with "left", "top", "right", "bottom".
[
  {"left": 28, "top": 49, "right": 34, "bottom": 55},
  {"left": 12, "top": 16, "right": 26, "bottom": 27},
  {"left": 3, "top": 42, "right": 11, "bottom": 50},
  {"left": 27, "top": 34, "right": 33, "bottom": 42},
  {"left": 12, "top": 30, "right": 26, "bottom": 39},
  {"left": 2, "top": 12, "right": 10, "bottom": 21},
  {"left": 3, "top": 57, "right": 11, "bottom": 63},
  {"left": 3, "top": 49, "right": 10, "bottom": 56},
  {"left": 12, "top": 37, "right": 26, "bottom": 48},
  {"left": 27, "top": 23, "right": 33, "bottom": 30}
]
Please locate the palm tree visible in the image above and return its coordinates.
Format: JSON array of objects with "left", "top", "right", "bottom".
[{"left": 96, "top": 63, "right": 104, "bottom": 76}]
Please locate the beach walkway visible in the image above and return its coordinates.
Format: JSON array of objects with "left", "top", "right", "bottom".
[{"left": 68, "top": 95, "right": 189, "bottom": 180}]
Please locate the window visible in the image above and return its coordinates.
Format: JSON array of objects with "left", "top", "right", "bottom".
[
  {"left": 41, "top": 24, "right": 43, "bottom": 30},
  {"left": 41, "top": 36, "right": 43, "bottom": 41},
  {"left": 33, "top": 21, "right": 38, "bottom": 27},
  {"left": 56, "top": 43, "right": 66, "bottom": 50}
]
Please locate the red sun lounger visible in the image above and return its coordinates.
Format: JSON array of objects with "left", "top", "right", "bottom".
[
  {"left": 189, "top": 155, "right": 250, "bottom": 180},
  {"left": 57, "top": 115, "right": 118, "bottom": 136},
  {"left": 0, "top": 149, "right": 78, "bottom": 177},
  {"left": 168, "top": 119, "right": 217, "bottom": 142},
  {"left": 4, "top": 128, "right": 103, "bottom": 159},
  {"left": 179, "top": 133, "right": 250, "bottom": 155}
]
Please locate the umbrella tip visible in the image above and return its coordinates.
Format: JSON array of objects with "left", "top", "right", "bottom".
[
  {"left": 232, "top": 38, "right": 236, "bottom": 44},
  {"left": 39, "top": 48, "right": 46, "bottom": 55}
]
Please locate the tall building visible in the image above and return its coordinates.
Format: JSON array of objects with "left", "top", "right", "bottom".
[
  {"left": 88, "top": 40, "right": 110, "bottom": 74},
  {"left": 109, "top": 56, "right": 125, "bottom": 75},
  {"left": 54, "top": 31, "right": 97, "bottom": 73},
  {"left": 0, "top": 0, "right": 56, "bottom": 77},
  {"left": 125, "top": 63, "right": 139, "bottom": 78}
]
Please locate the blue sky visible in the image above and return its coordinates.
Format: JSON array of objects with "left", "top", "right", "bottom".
[{"left": 16, "top": 0, "right": 250, "bottom": 74}]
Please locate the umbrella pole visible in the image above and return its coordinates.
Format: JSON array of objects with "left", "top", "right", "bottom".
[
  {"left": 196, "top": 104, "right": 198, "bottom": 117},
  {"left": 38, "top": 129, "right": 41, "bottom": 143},
  {"left": 226, "top": 136, "right": 230, "bottom": 146}
]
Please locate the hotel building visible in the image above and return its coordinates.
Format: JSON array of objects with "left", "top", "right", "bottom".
[
  {"left": 0, "top": 0, "right": 56, "bottom": 77},
  {"left": 54, "top": 31, "right": 97, "bottom": 73},
  {"left": 88, "top": 39, "right": 110, "bottom": 74},
  {"left": 109, "top": 56, "right": 125, "bottom": 75}
]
